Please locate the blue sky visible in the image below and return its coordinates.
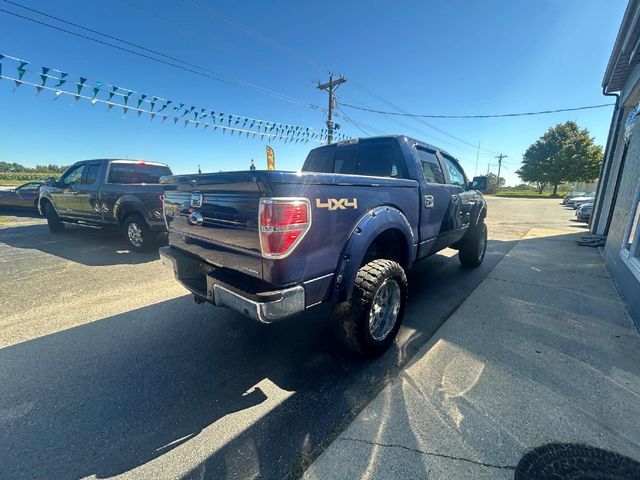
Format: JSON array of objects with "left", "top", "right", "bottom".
[{"left": 0, "top": 0, "right": 628, "bottom": 185}]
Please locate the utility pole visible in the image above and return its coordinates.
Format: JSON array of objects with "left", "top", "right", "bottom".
[
  {"left": 495, "top": 154, "right": 507, "bottom": 192},
  {"left": 474, "top": 140, "right": 481, "bottom": 176},
  {"left": 317, "top": 73, "right": 346, "bottom": 144}
]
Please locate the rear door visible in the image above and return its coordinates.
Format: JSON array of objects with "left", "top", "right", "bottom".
[
  {"left": 441, "top": 153, "right": 474, "bottom": 242},
  {"left": 414, "top": 145, "right": 454, "bottom": 256}
]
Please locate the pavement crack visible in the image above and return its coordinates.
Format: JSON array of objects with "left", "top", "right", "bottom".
[{"left": 337, "top": 437, "right": 517, "bottom": 470}]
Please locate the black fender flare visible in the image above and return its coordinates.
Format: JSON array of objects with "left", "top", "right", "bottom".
[
  {"left": 38, "top": 193, "right": 54, "bottom": 216},
  {"left": 113, "top": 195, "right": 145, "bottom": 225},
  {"left": 330, "top": 205, "right": 417, "bottom": 303}
]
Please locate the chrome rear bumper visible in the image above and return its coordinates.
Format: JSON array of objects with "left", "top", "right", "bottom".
[{"left": 159, "top": 246, "right": 305, "bottom": 323}]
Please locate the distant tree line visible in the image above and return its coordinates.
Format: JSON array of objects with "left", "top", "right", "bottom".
[{"left": 0, "top": 162, "right": 69, "bottom": 173}]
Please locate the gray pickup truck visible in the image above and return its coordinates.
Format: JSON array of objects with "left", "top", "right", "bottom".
[{"left": 39, "top": 159, "right": 172, "bottom": 251}]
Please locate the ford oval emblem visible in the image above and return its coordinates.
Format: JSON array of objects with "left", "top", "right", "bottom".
[{"left": 187, "top": 211, "right": 204, "bottom": 226}]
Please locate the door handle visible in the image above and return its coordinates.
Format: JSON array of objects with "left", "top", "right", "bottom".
[{"left": 424, "top": 195, "right": 434, "bottom": 208}]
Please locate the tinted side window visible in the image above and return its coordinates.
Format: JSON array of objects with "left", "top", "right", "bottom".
[
  {"left": 443, "top": 156, "right": 466, "bottom": 187},
  {"left": 357, "top": 143, "right": 404, "bottom": 178},
  {"left": 415, "top": 147, "right": 445, "bottom": 183},
  {"left": 108, "top": 163, "right": 172, "bottom": 184},
  {"left": 84, "top": 164, "right": 100, "bottom": 185},
  {"left": 61, "top": 164, "right": 85, "bottom": 187},
  {"left": 18, "top": 182, "right": 40, "bottom": 191}
]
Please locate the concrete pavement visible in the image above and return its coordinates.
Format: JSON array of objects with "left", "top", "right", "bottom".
[
  {"left": 0, "top": 198, "right": 604, "bottom": 479},
  {"left": 303, "top": 226, "right": 640, "bottom": 479}
]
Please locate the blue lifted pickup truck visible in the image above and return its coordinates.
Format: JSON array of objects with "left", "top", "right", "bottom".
[{"left": 160, "top": 136, "right": 488, "bottom": 356}]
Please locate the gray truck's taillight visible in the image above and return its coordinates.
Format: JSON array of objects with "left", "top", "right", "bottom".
[{"left": 259, "top": 198, "right": 311, "bottom": 258}]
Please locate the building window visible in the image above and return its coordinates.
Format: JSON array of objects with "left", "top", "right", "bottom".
[{"left": 621, "top": 183, "right": 640, "bottom": 281}]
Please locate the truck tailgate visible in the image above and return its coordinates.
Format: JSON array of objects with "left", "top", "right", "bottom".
[{"left": 162, "top": 172, "right": 263, "bottom": 277}]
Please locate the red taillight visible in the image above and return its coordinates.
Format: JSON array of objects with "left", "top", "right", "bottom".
[{"left": 259, "top": 198, "right": 311, "bottom": 258}]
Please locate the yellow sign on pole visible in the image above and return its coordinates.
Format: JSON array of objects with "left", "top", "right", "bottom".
[{"left": 266, "top": 145, "right": 275, "bottom": 171}]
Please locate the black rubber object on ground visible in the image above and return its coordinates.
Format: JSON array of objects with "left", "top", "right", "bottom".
[{"left": 514, "top": 443, "right": 640, "bottom": 480}]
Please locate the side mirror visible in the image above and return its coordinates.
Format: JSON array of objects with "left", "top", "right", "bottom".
[
  {"left": 9, "top": 188, "right": 16, "bottom": 193},
  {"left": 470, "top": 176, "right": 488, "bottom": 192},
  {"left": 45, "top": 177, "right": 58, "bottom": 186}
]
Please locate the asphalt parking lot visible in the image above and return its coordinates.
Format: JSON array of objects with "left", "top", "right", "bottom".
[{"left": 0, "top": 197, "right": 584, "bottom": 479}]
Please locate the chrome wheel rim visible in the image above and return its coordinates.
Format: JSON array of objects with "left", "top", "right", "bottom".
[
  {"left": 127, "top": 222, "right": 144, "bottom": 247},
  {"left": 369, "top": 278, "right": 401, "bottom": 341}
]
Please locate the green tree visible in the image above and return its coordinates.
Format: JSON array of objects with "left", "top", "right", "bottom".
[
  {"left": 486, "top": 172, "right": 506, "bottom": 193},
  {"left": 516, "top": 121, "right": 603, "bottom": 196}
]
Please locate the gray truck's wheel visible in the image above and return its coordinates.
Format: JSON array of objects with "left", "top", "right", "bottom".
[
  {"left": 458, "top": 221, "right": 487, "bottom": 267},
  {"left": 332, "top": 259, "right": 408, "bottom": 357},
  {"left": 124, "top": 214, "right": 152, "bottom": 253},
  {"left": 45, "top": 203, "right": 65, "bottom": 233}
]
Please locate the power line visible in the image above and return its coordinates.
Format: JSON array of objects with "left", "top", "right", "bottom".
[
  {"left": 348, "top": 80, "right": 500, "bottom": 154},
  {"left": 340, "top": 101, "right": 616, "bottom": 119},
  {"left": 117, "top": 0, "right": 317, "bottom": 85},
  {"left": 334, "top": 107, "right": 386, "bottom": 136},
  {"left": 181, "top": 0, "right": 330, "bottom": 73},
  {"left": 176, "top": 0, "right": 502, "bottom": 154},
  {"left": 0, "top": 2, "right": 320, "bottom": 109}
]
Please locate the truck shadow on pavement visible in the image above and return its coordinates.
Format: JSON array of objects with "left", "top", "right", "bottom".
[
  {"left": 0, "top": 239, "right": 517, "bottom": 480},
  {"left": 0, "top": 222, "right": 160, "bottom": 266}
]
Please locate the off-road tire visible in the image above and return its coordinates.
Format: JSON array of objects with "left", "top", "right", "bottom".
[
  {"left": 331, "top": 259, "right": 408, "bottom": 357},
  {"left": 45, "top": 202, "right": 65, "bottom": 233},
  {"left": 123, "top": 214, "right": 153, "bottom": 253},
  {"left": 458, "top": 221, "right": 487, "bottom": 267}
]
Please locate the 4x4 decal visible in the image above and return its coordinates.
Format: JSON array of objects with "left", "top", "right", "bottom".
[{"left": 315, "top": 198, "right": 358, "bottom": 210}]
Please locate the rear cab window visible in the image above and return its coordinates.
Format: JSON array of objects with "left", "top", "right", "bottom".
[
  {"left": 301, "top": 139, "right": 406, "bottom": 178},
  {"left": 107, "top": 162, "right": 172, "bottom": 184}
]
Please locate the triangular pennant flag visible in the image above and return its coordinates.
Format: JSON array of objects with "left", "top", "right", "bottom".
[
  {"left": 76, "top": 77, "right": 87, "bottom": 95},
  {"left": 150, "top": 112, "right": 156, "bottom": 121},
  {"left": 13, "top": 80, "right": 22, "bottom": 88},
  {"left": 173, "top": 117, "right": 179, "bottom": 124},
  {"left": 184, "top": 119, "right": 189, "bottom": 127},
  {"left": 54, "top": 72, "right": 68, "bottom": 88},
  {"left": 137, "top": 109, "right": 144, "bottom": 117},
  {"left": 35, "top": 85, "right": 44, "bottom": 95},
  {"left": 108, "top": 86, "right": 118, "bottom": 101},
  {"left": 54, "top": 89, "right": 63, "bottom": 99},
  {"left": 162, "top": 115, "right": 168, "bottom": 122},
  {"left": 40, "top": 67, "right": 50, "bottom": 86},
  {"left": 92, "top": 81, "right": 103, "bottom": 99},
  {"left": 107, "top": 103, "right": 114, "bottom": 110},
  {"left": 17, "top": 61, "right": 28, "bottom": 81},
  {"left": 150, "top": 96, "right": 158, "bottom": 111},
  {"left": 91, "top": 98, "right": 98, "bottom": 105},
  {"left": 123, "top": 106, "right": 129, "bottom": 115},
  {"left": 203, "top": 123, "right": 209, "bottom": 129}
]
